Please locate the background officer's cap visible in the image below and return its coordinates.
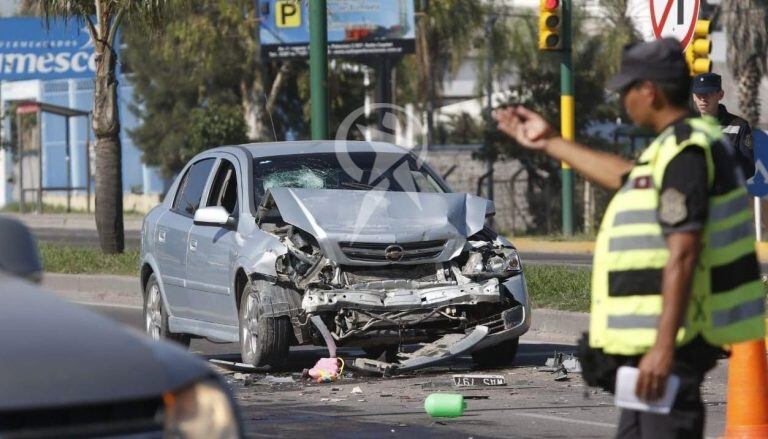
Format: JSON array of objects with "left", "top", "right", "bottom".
[
  {"left": 607, "top": 37, "right": 689, "bottom": 91},
  {"left": 692, "top": 73, "right": 722, "bottom": 94}
]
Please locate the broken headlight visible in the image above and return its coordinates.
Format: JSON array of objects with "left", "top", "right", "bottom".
[
  {"left": 462, "top": 248, "right": 522, "bottom": 276},
  {"left": 486, "top": 249, "right": 522, "bottom": 273},
  {"left": 162, "top": 379, "right": 242, "bottom": 438}
]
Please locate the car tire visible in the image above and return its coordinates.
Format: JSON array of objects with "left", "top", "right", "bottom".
[
  {"left": 143, "top": 273, "right": 191, "bottom": 348},
  {"left": 239, "top": 280, "right": 292, "bottom": 368},
  {"left": 471, "top": 337, "right": 520, "bottom": 368}
]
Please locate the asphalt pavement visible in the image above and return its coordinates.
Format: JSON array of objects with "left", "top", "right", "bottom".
[{"left": 77, "top": 300, "right": 728, "bottom": 439}]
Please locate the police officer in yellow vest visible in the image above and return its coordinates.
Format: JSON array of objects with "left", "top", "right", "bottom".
[{"left": 495, "top": 38, "right": 765, "bottom": 438}]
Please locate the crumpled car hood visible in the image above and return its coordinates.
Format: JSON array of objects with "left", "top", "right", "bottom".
[{"left": 264, "top": 188, "right": 491, "bottom": 264}]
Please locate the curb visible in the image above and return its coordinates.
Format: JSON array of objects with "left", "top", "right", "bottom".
[
  {"left": 527, "top": 309, "right": 589, "bottom": 344},
  {"left": 43, "top": 273, "right": 142, "bottom": 307}
]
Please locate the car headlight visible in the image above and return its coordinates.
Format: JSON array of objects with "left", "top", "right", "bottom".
[
  {"left": 505, "top": 249, "right": 522, "bottom": 272},
  {"left": 163, "top": 380, "right": 241, "bottom": 439},
  {"left": 484, "top": 249, "right": 522, "bottom": 273}
]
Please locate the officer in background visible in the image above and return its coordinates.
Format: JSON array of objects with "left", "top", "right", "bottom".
[
  {"left": 692, "top": 72, "right": 755, "bottom": 178},
  {"left": 495, "top": 38, "right": 765, "bottom": 438}
]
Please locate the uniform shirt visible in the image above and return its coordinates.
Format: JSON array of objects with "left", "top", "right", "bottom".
[
  {"left": 717, "top": 104, "right": 754, "bottom": 179},
  {"left": 623, "top": 118, "right": 741, "bottom": 235}
]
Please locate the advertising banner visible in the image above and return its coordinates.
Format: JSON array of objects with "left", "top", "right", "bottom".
[
  {"left": 0, "top": 17, "right": 99, "bottom": 81},
  {"left": 259, "top": 0, "right": 416, "bottom": 60}
]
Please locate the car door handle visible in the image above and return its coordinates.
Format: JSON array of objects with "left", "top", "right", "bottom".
[
  {"left": 158, "top": 229, "right": 166, "bottom": 243},
  {"left": 189, "top": 239, "right": 198, "bottom": 251}
]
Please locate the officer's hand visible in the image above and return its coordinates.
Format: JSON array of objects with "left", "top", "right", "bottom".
[
  {"left": 635, "top": 344, "right": 674, "bottom": 402},
  {"left": 493, "top": 106, "right": 556, "bottom": 150}
]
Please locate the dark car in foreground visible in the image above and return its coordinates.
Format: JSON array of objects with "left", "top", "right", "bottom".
[{"left": 0, "top": 217, "right": 242, "bottom": 438}]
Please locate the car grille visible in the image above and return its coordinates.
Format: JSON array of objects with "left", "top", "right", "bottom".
[
  {"left": 339, "top": 240, "right": 446, "bottom": 262},
  {"left": 0, "top": 397, "right": 163, "bottom": 438}
]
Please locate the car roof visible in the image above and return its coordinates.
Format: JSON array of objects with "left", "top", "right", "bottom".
[{"left": 213, "top": 140, "right": 413, "bottom": 159}]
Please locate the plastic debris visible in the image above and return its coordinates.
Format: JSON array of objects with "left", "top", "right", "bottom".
[
  {"left": 308, "top": 357, "right": 345, "bottom": 383},
  {"left": 351, "top": 386, "right": 363, "bottom": 394},
  {"left": 424, "top": 393, "right": 467, "bottom": 418},
  {"left": 258, "top": 374, "right": 296, "bottom": 384}
]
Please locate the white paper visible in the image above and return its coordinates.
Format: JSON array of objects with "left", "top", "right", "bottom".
[{"left": 614, "top": 366, "right": 680, "bottom": 414}]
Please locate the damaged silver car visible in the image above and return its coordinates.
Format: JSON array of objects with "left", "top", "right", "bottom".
[{"left": 140, "top": 141, "right": 530, "bottom": 369}]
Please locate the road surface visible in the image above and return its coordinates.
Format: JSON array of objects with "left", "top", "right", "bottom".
[{"left": 80, "top": 301, "right": 729, "bottom": 438}]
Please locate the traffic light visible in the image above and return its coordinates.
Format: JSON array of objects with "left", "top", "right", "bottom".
[
  {"left": 539, "top": 0, "right": 562, "bottom": 51},
  {"left": 685, "top": 19, "right": 712, "bottom": 75}
]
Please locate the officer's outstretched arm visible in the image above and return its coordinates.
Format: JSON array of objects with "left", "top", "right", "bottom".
[{"left": 494, "top": 106, "right": 633, "bottom": 190}]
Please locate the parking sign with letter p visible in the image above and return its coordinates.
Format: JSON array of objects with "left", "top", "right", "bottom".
[{"left": 276, "top": 0, "right": 301, "bottom": 28}]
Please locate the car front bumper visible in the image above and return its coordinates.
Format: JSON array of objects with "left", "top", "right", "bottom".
[{"left": 301, "top": 273, "right": 532, "bottom": 349}]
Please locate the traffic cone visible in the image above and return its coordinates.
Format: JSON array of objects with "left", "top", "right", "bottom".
[{"left": 723, "top": 339, "right": 768, "bottom": 438}]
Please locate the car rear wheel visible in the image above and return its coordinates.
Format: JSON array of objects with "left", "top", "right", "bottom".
[
  {"left": 471, "top": 337, "right": 519, "bottom": 368},
  {"left": 239, "top": 280, "right": 292, "bottom": 368},
  {"left": 143, "top": 273, "right": 191, "bottom": 348}
]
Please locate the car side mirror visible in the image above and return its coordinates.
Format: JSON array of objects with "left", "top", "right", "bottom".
[{"left": 194, "top": 206, "right": 235, "bottom": 228}]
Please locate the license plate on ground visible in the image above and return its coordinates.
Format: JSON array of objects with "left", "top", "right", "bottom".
[{"left": 452, "top": 374, "right": 507, "bottom": 387}]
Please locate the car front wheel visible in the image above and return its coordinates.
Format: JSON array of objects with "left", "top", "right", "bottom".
[
  {"left": 239, "top": 280, "right": 292, "bottom": 369},
  {"left": 143, "top": 273, "right": 190, "bottom": 348}
]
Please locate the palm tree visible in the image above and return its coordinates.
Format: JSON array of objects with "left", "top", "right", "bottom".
[
  {"left": 722, "top": 0, "right": 768, "bottom": 127},
  {"left": 32, "top": 1, "right": 173, "bottom": 253},
  {"left": 416, "top": 0, "right": 484, "bottom": 146}
]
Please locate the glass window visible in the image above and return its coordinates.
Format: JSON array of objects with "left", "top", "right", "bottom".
[
  {"left": 207, "top": 160, "right": 239, "bottom": 214},
  {"left": 253, "top": 152, "right": 445, "bottom": 204},
  {"left": 173, "top": 158, "right": 215, "bottom": 216}
]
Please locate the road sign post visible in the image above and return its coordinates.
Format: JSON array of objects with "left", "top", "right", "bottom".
[
  {"left": 561, "top": 0, "right": 574, "bottom": 236},
  {"left": 309, "top": 0, "right": 329, "bottom": 140}
]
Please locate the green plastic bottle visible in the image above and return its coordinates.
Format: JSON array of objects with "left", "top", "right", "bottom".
[{"left": 424, "top": 393, "right": 467, "bottom": 418}]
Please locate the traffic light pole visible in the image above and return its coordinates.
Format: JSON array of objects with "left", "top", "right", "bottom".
[
  {"left": 560, "top": 0, "right": 574, "bottom": 236},
  {"left": 310, "top": 0, "right": 329, "bottom": 140}
]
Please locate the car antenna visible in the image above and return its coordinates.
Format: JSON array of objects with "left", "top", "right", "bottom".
[{"left": 263, "top": 91, "right": 278, "bottom": 142}]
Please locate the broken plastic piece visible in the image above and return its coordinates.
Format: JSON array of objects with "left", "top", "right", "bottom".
[{"left": 310, "top": 315, "right": 337, "bottom": 358}]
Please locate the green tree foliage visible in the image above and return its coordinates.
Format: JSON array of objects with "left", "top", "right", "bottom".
[{"left": 124, "top": 1, "right": 250, "bottom": 177}]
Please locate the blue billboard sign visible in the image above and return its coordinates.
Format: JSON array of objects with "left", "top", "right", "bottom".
[
  {"left": 0, "top": 17, "right": 97, "bottom": 81},
  {"left": 259, "top": 0, "right": 416, "bottom": 59}
]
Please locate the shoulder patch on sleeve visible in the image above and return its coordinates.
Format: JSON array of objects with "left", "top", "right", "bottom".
[
  {"left": 659, "top": 188, "right": 688, "bottom": 225},
  {"left": 745, "top": 134, "right": 753, "bottom": 148}
]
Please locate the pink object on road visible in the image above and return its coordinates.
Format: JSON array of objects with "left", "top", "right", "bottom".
[{"left": 308, "top": 357, "right": 344, "bottom": 383}]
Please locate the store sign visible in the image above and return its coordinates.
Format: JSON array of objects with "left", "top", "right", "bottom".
[{"left": 0, "top": 17, "right": 101, "bottom": 81}]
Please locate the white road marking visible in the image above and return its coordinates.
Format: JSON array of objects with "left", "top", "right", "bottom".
[{"left": 509, "top": 411, "right": 616, "bottom": 428}]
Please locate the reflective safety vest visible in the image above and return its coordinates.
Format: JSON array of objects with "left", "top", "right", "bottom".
[{"left": 589, "top": 116, "right": 766, "bottom": 356}]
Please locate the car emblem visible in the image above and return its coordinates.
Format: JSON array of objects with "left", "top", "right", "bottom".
[{"left": 384, "top": 245, "right": 404, "bottom": 262}]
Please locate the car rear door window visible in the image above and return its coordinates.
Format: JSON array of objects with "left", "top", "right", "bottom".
[{"left": 173, "top": 158, "right": 215, "bottom": 216}]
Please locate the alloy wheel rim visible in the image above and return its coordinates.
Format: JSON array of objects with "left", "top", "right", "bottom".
[
  {"left": 241, "top": 293, "right": 258, "bottom": 359},
  {"left": 145, "top": 284, "right": 162, "bottom": 341}
]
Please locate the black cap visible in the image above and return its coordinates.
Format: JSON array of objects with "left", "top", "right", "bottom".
[
  {"left": 691, "top": 73, "right": 722, "bottom": 94},
  {"left": 607, "top": 37, "right": 689, "bottom": 91}
]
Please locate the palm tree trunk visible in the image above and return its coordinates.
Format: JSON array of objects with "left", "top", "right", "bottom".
[
  {"left": 737, "top": 57, "right": 762, "bottom": 127},
  {"left": 92, "top": 37, "right": 124, "bottom": 254}
]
